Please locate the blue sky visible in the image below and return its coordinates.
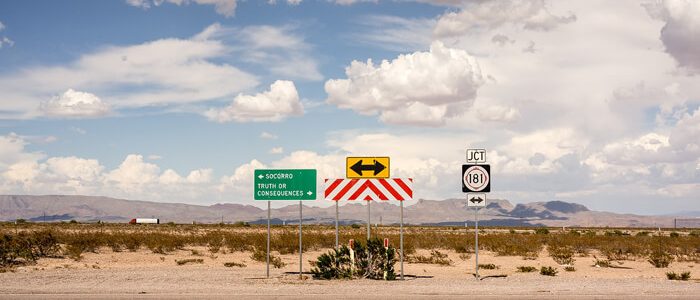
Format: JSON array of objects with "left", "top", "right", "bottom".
[{"left": 0, "top": 0, "right": 699, "bottom": 215}]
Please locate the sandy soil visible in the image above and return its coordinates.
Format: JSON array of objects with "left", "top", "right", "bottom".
[{"left": 1, "top": 247, "right": 698, "bottom": 299}]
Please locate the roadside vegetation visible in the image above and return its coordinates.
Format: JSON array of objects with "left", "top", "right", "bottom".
[{"left": 1, "top": 222, "right": 698, "bottom": 273}]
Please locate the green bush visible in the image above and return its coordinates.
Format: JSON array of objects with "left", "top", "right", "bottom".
[
  {"left": 224, "top": 261, "right": 246, "bottom": 268},
  {"left": 648, "top": 250, "right": 673, "bottom": 268},
  {"left": 535, "top": 228, "right": 550, "bottom": 235},
  {"left": 540, "top": 266, "right": 558, "bottom": 276},
  {"left": 564, "top": 266, "right": 576, "bottom": 272},
  {"left": 351, "top": 224, "right": 361, "bottom": 229},
  {"left": 478, "top": 263, "right": 498, "bottom": 270},
  {"left": 311, "top": 238, "right": 396, "bottom": 280},
  {"left": 666, "top": 271, "right": 690, "bottom": 280},
  {"left": 176, "top": 258, "right": 203, "bottom": 265},
  {"left": 407, "top": 250, "right": 452, "bottom": 266},
  {"left": 517, "top": 266, "right": 537, "bottom": 273}
]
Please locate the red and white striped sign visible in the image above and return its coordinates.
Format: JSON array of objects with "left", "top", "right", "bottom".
[{"left": 324, "top": 178, "right": 413, "bottom": 201}]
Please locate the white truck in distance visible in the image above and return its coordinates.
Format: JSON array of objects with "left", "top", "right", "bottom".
[{"left": 129, "top": 218, "right": 160, "bottom": 224}]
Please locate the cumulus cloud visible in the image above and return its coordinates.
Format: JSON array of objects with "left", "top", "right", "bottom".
[
  {"left": 434, "top": 0, "right": 576, "bottom": 37},
  {"left": 105, "top": 155, "right": 161, "bottom": 189},
  {"left": 645, "top": 0, "right": 700, "bottom": 73},
  {"left": 325, "top": 41, "right": 483, "bottom": 126},
  {"left": 260, "top": 131, "right": 278, "bottom": 139},
  {"left": 205, "top": 80, "right": 303, "bottom": 122},
  {"left": 269, "top": 147, "right": 284, "bottom": 154},
  {"left": 39, "top": 89, "right": 111, "bottom": 118},
  {"left": 0, "top": 25, "right": 258, "bottom": 119},
  {"left": 45, "top": 157, "right": 104, "bottom": 182},
  {"left": 126, "top": 0, "right": 238, "bottom": 17}
]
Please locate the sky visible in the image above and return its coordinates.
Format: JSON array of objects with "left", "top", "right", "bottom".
[{"left": 0, "top": 0, "right": 699, "bottom": 215}]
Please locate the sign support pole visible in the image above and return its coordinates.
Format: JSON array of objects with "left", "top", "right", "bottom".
[
  {"left": 299, "top": 200, "right": 303, "bottom": 280},
  {"left": 400, "top": 199, "right": 404, "bottom": 280},
  {"left": 266, "top": 200, "right": 270, "bottom": 278},
  {"left": 335, "top": 201, "right": 339, "bottom": 249},
  {"left": 475, "top": 206, "right": 479, "bottom": 281},
  {"left": 367, "top": 200, "right": 371, "bottom": 240}
]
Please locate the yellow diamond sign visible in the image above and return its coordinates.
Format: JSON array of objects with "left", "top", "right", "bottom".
[{"left": 346, "top": 157, "right": 390, "bottom": 179}]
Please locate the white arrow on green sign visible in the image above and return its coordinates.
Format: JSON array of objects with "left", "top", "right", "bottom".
[{"left": 254, "top": 169, "right": 317, "bottom": 200}]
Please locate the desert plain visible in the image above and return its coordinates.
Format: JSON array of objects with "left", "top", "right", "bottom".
[{"left": 1, "top": 224, "right": 698, "bottom": 299}]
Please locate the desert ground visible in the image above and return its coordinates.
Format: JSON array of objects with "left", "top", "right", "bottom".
[{"left": 1, "top": 225, "right": 698, "bottom": 299}]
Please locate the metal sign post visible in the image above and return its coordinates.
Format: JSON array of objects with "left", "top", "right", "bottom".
[
  {"left": 335, "top": 200, "right": 339, "bottom": 249},
  {"left": 463, "top": 148, "right": 491, "bottom": 281},
  {"left": 267, "top": 201, "right": 270, "bottom": 278},
  {"left": 400, "top": 199, "right": 404, "bottom": 280},
  {"left": 467, "top": 194, "right": 486, "bottom": 280},
  {"left": 254, "top": 169, "right": 317, "bottom": 279},
  {"left": 367, "top": 199, "right": 371, "bottom": 240},
  {"left": 299, "top": 201, "right": 303, "bottom": 279},
  {"left": 475, "top": 206, "right": 479, "bottom": 280}
]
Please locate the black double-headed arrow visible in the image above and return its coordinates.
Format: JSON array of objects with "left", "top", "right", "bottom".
[
  {"left": 350, "top": 159, "right": 386, "bottom": 176},
  {"left": 469, "top": 196, "right": 484, "bottom": 204}
]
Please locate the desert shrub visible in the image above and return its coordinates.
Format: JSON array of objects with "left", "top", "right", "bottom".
[
  {"left": 223, "top": 232, "right": 255, "bottom": 253},
  {"left": 407, "top": 250, "right": 452, "bottom": 266},
  {"left": 0, "top": 233, "right": 35, "bottom": 266},
  {"left": 670, "top": 232, "right": 680, "bottom": 238},
  {"left": 681, "top": 272, "right": 691, "bottom": 280},
  {"left": 251, "top": 249, "right": 286, "bottom": 269},
  {"left": 176, "top": 258, "right": 203, "bottom": 265},
  {"left": 517, "top": 266, "right": 537, "bottom": 273},
  {"left": 29, "top": 230, "right": 61, "bottom": 257},
  {"left": 232, "top": 221, "right": 250, "bottom": 227},
  {"left": 548, "top": 245, "right": 575, "bottom": 265},
  {"left": 636, "top": 231, "right": 650, "bottom": 237},
  {"left": 540, "top": 266, "right": 558, "bottom": 276},
  {"left": 564, "top": 266, "right": 576, "bottom": 272},
  {"left": 666, "top": 271, "right": 690, "bottom": 280},
  {"left": 535, "top": 228, "right": 550, "bottom": 235},
  {"left": 311, "top": 239, "right": 396, "bottom": 280},
  {"left": 351, "top": 224, "right": 361, "bottom": 229},
  {"left": 593, "top": 258, "right": 611, "bottom": 268},
  {"left": 648, "top": 250, "right": 673, "bottom": 268},
  {"left": 224, "top": 261, "right": 246, "bottom": 268},
  {"left": 478, "top": 263, "right": 498, "bottom": 270},
  {"left": 458, "top": 253, "right": 472, "bottom": 261},
  {"left": 205, "top": 231, "right": 223, "bottom": 254},
  {"left": 689, "top": 231, "right": 700, "bottom": 238},
  {"left": 311, "top": 246, "right": 353, "bottom": 279},
  {"left": 483, "top": 234, "right": 542, "bottom": 258}
]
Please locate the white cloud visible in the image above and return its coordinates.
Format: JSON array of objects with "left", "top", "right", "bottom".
[
  {"left": 159, "top": 169, "right": 184, "bottom": 185},
  {"left": 147, "top": 154, "right": 163, "bottom": 160},
  {"left": 126, "top": 0, "right": 238, "bottom": 17},
  {"left": 232, "top": 25, "right": 323, "bottom": 81},
  {"left": 0, "top": 22, "right": 12, "bottom": 49},
  {"left": 186, "top": 168, "right": 213, "bottom": 184},
  {"left": 260, "top": 131, "right": 278, "bottom": 139},
  {"left": 434, "top": 0, "right": 577, "bottom": 37},
  {"left": 0, "top": 25, "right": 258, "bottom": 119},
  {"left": 354, "top": 15, "right": 435, "bottom": 51},
  {"left": 645, "top": 0, "right": 700, "bottom": 73},
  {"left": 325, "top": 41, "right": 483, "bottom": 126},
  {"left": 39, "top": 89, "right": 111, "bottom": 118},
  {"left": 269, "top": 147, "right": 284, "bottom": 154},
  {"left": 0, "top": 37, "right": 13, "bottom": 49},
  {"left": 45, "top": 157, "right": 104, "bottom": 182},
  {"left": 205, "top": 80, "right": 303, "bottom": 122},
  {"left": 105, "top": 155, "right": 160, "bottom": 188}
]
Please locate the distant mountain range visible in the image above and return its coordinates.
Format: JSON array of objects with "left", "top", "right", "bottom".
[{"left": 0, "top": 195, "right": 689, "bottom": 228}]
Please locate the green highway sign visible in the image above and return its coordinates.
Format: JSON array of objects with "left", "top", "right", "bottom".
[{"left": 254, "top": 169, "right": 317, "bottom": 200}]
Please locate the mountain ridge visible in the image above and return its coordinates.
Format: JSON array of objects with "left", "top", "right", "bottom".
[{"left": 0, "top": 195, "right": 678, "bottom": 227}]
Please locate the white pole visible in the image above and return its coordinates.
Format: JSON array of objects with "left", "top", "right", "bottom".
[
  {"left": 335, "top": 201, "right": 339, "bottom": 249},
  {"left": 400, "top": 200, "right": 404, "bottom": 280},
  {"left": 367, "top": 200, "right": 371, "bottom": 240},
  {"left": 267, "top": 201, "right": 270, "bottom": 278}
]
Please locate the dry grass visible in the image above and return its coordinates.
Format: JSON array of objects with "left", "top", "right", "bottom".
[{"left": 1, "top": 223, "right": 698, "bottom": 269}]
